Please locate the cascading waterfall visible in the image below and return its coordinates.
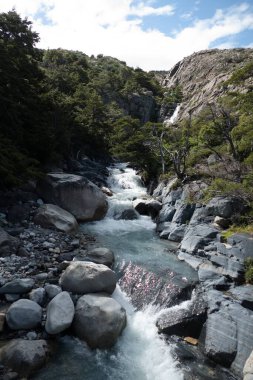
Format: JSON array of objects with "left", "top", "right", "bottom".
[{"left": 34, "top": 163, "right": 193, "bottom": 380}]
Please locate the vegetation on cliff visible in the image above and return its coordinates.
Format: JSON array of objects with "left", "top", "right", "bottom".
[{"left": 1, "top": 9, "right": 253, "bottom": 218}]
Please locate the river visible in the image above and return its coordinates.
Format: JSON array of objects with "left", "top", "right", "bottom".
[{"left": 34, "top": 163, "right": 199, "bottom": 380}]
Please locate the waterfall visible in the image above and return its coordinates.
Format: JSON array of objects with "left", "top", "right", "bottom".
[{"left": 164, "top": 104, "right": 181, "bottom": 126}]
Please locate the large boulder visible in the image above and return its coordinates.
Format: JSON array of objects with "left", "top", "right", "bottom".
[
  {"left": 0, "top": 278, "right": 34, "bottom": 294},
  {"left": 34, "top": 204, "right": 78, "bottom": 233},
  {"left": 133, "top": 199, "right": 162, "bottom": 218},
  {"left": 172, "top": 203, "right": 195, "bottom": 224},
  {"left": 0, "top": 227, "right": 19, "bottom": 257},
  {"left": 6, "top": 299, "right": 42, "bottom": 330},
  {"left": 60, "top": 261, "right": 117, "bottom": 294},
  {"left": 0, "top": 339, "right": 49, "bottom": 377},
  {"left": 73, "top": 293, "right": 126, "bottom": 348},
  {"left": 157, "top": 292, "right": 207, "bottom": 337},
  {"left": 45, "top": 291, "right": 75, "bottom": 335},
  {"left": 200, "top": 290, "right": 253, "bottom": 376},
  {"left": 157, "top": 204, "right": 176, "bottom": 223},
  {"left": 181, "top": 224, "right": 219, "bottom": 253},
  {"left": 227, "top": 233, "right": 253, "bottom": 260},
  {"left": 37, "top": 173, "right": 108, "bottom": 222},
  {"left": 83, "top": 247, "right": 115, "bottom": 267},
  {"left": 206, "top": 197, "right": 246, "bottom": 219}
]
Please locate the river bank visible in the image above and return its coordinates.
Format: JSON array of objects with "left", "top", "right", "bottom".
[{"left": 0, "top": 160, "right": 252, "bottom": 379}]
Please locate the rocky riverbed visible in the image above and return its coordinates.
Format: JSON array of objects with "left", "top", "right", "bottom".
[{"left": 133, "top": 176, "right": 253, "bottom": 380}]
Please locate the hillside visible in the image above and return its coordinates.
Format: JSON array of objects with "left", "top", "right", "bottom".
[{"left": 162, "top": 48, "right": 253, "bottom": 120}]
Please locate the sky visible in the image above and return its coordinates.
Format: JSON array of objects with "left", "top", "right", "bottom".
[{"left": 0, "top": 0, "right": 253, "bottom": 71}]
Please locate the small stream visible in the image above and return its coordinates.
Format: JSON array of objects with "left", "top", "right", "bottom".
[{"left": 34, "top": 164, "right": 198, "bottom": 380}]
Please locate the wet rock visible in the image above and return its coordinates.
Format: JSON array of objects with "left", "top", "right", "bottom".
[
  {"left": 34, "top": 204, "right": 78, "bottom": 233},
  {"left": 168, "top": 224, "right": 187, "bottom": 242},
  {"left": 0, "top": 228, "right": 19, "bottom": 257},
  {"left": 29, "top": 288, "right": 46, "bottom": 306},
  {"left": 0, "top": 339, "right": 49, "bottom": 377},
  {"left": 101, "top": 186, "right": 113, "bottom": 196},
  {"left": 45, "top": 291, "right": 74, "bottom": 334},
  {"left": 118, "top": 262, "right": 197, "bottom": 309},
  {"left": 73, "top": 293, "right": 126, "bottom": 348},
  {"left": 172, "top": 203, "right": 195, "bottom": 224},
  {"left": 0, "top": 278, "right": 34, "bottom": 294},
  {"left": 37, "top": 173, "right": 108, "bottom": 222},
  {"left": 116, "top": 208, "right": 139, "bottom": 220},
  {"left": 83, "top": 247, "right": 115, "bottom": 267},
  {"left": 60, "top": 261, "right": 117, "bottom": 294},
  {"left": 157, "top": 292, "right": 207, "bottom": 338},
  {"left": 5, "top": 294, "right": 20, "bottom": 302},
  {"left": 6, "top": 299, "right": 42, "bottom": 330},
  {"left": 133, "top": 199, "right": 162, "bottom": 218}
]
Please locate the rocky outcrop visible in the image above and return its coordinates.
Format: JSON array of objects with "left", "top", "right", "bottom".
[
  {"left": 244, "top": 351, "right": 253, "bottom": 380},
  {"left": 162, "top": 48, "right": 253, "bottom": 120},
  {"left": 60, "top": 261, "right": 117, "bottom": 294},
  {"left": 0, "top": 339, "right": 49, "bottom": 377},
  {"left": 34, "top": 204, "right": 78, "bottom": 233},
  {"left": 73, "top": 293, "right": 126, "bottom": 348},
  {"left": 37, "top": 173, "right": 108, "bottom": 222}
]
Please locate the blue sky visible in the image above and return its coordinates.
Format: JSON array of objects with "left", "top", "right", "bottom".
[{"left": 0, "top": 0, "right": 253, "bottom": 70}]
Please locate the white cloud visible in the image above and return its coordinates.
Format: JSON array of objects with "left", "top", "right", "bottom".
[{"left": 0, "top": 1, "right": 253, "bottom": 70}]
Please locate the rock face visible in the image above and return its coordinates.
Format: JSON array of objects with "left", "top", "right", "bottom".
[
  {"left": 6, "top": 299, "right": 42, "bottom": 330},
  {"left": 37, "top": 173, "right": 108, "bottom": 222},
  {"left": 60, "top": 261, "right": 117, "bottom": 294},
  {"left": 45, "top": 291, "right": 75, "bottom": 334},
  {"left": 34, "top": 204, "right": 78, "bottom": 233},
  {"left": 0, "top": 339, "right": 49, "bottom": 377},
  {"left": 73, "top": 293, "right": 126, "bottom": 348},
  {"left": 181, "top": 224, "right": 219, "bottom": 254},
  {"left": 205, "top": 197, "right": 246, "bottom": 219},
  {"left": 0, "top": 227, "right": 19, "bottom": 257},
  {"left": 162, "top": 48, "right": 253, "bottom": 120},
  {"left": 199, "top": 290, "right": 253, "bottom": 376}
]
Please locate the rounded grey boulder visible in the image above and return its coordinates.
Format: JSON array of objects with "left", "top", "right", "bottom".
[
  {"left": 84, "top": 247, "right": 115, "bottom": 267},
  {"left": 45, "top": 291, "right": 75, "bottom": 334},
  {"left": 6, "top": 299, "right": 42, "bottom": 330},
  {"left": 60, "top": 261, "right": 117, "bottom": 294},
  {"left": 0, "top": 278, "right": 34, "bottom": 294},
  {"left": 34, "top": 204, "right": 78, "bottom": 233},
  {"left": 73, "top": 293, "right": 127, "bottom": 348},
  {"left": 0, "top": 339, "right": 49, "bottom": 377},
  {"left": 37, "top": 173, "right": 108, "bottom": 222}
]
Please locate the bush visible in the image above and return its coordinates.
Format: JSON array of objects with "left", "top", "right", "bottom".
[{"left": 245, "top": 257, "right": 253, "bottom": 284}]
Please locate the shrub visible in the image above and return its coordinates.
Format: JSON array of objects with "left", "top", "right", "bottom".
[{"left": 245, "top": 257, "right": 253, "bottom": 284}]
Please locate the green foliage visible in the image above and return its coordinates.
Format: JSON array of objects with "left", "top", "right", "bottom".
[
  {"left": 227, "top": 61, "right": 253, "bottom": 84},
  {"left": 245, "top": 257, "right": 253, "bottom": 284}
]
